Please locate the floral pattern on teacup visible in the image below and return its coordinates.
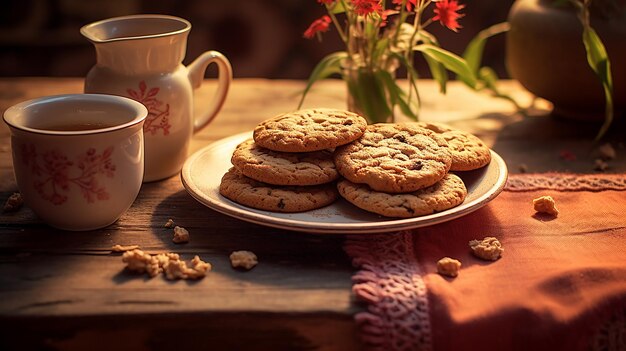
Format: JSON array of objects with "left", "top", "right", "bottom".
[
  {"left": 127, "top": 81, "right": 171, "bottom": 136},
  {"left": 21, "top": 144, "right": 116, "bottom": 205}
]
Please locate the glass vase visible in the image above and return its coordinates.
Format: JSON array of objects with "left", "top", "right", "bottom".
[{"left": 342, "top": 62, "right": 398, "bottom": 124}]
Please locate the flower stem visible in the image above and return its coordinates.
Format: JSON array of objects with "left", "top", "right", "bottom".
[
  {"left": 340, "top": 0, "right": 353, "bottom": 25},
  {"left": 421, "top": 18, "right": 433, "bottom": 29},
  {"left": 392, "top": 0, "right": 409, "bottom": 51},
  {"left": 326, "top": 4, "right": 348, "bottom": 43},
  {"left": 406, "top": 1, "right": 430, "bottom": 103}
]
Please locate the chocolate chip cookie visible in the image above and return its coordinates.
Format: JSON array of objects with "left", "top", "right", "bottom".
[
  {"left": 337, "top": 174, "right": 467, "bottom": 218},
  {"left": 219, "top": 168, "right": 337, "bottom": 212},
  {"left": 231, "top": 139, "right": 338, "bottom": 186},
  {"left": 334, "top": 123, "right": 452, "bottom": 193},
  {"left": 253, "top": 108, "right": 367, "bottom": 152},
  {"left": 414, "top": 122, "right": 491, "bottom": 171}
]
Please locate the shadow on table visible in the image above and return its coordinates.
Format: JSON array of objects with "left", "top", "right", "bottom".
[
  {"left": 485, "top": 110, "right": 625, "bottom": 174},
  {"left": 143, "top": 188, "right": 354, "bottom": 288}
]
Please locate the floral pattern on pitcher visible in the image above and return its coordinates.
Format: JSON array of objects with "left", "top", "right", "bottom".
[
  {"left": 21, "top": 144, "right": 116, "bottom": 205},
  {"left": 127, "top": 81, "right": 171, "bottom": 136}
]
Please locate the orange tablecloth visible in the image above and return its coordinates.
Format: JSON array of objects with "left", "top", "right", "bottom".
[{"left": 346, "top": 174, "right": 626, "bottom": 351}]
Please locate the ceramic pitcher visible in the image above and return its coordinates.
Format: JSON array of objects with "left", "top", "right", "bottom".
[{"left": 81, "top": 14, "right": 232, "bottom": 181}]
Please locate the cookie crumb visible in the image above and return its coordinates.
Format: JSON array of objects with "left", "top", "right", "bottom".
[
  {"left": 597, "top": 143, "right": 616, "bottom": 160},
  {"left": 172, "top": 226, "right": 189, "bottom": 244},
  {"left": 469, "top": 237, "right": 504, "bottom": 261},
  {"left": 437, "top": 257, "right": 461, "bottom": 277},
  {"left": 122, "top": 249, "right": 211, "bottom": 280},
  {"left": 154, "top": 252, "right": 180, "bottom": 268},
  {"left": 3, "top": 193, "right": 23, "bottom": 212},
  {"left": 122, "top": 249, "right": 161, "bottom": 277},
  {"left": 186, "top": 255, "right": 212, "bottom": 279},
  {"left": 533, "top": 195, "right": 559, "bottom": 216},
  {"left": 518, "top": 163, "right": 528, "bottom": 173},
  {"left": 594, "top": 158, "right": 609, "bottom": 172},
  {"left": 111, "top": 244, "right": 140, "bottom": 253},
  {"left": 163, "top": 254, "right": 212, "bottom": 280},
  {"left": 164, "top": 218, "right": 175, "bottom": 228},
  {"left": 163, "top": 258, "right": 189, "bottom": 280},
  {"left": 230, "top": 250, "right": 258, "bottom": 270}
]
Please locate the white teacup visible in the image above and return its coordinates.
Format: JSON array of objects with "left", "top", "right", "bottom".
[{"left": 3, "top": 94, "right": 147, "bottom": 231}]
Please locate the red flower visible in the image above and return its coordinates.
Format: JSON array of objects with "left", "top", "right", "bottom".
[
  {"left": 351, "top": 0, "right": 383, "bottom": 16},
  {"left": 432, "top": 0, "right": 465, "bottom": 32},
  {"left": 304, "top": 15, "right": 332, "bottom": 39},
  {"left": 392, "top": 0, "right": 417, "bottom": 12},
  {"left": 380, "top": 9, "right": 397, "bottom": 27}
]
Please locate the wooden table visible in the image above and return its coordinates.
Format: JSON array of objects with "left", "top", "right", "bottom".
[{"left": 1, "top": 78, "right": 624, "bottom": 350}]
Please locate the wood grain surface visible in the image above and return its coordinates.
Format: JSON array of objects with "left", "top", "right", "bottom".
[{"left": 0, "top": 78, "right": 624, "bottom": 351}]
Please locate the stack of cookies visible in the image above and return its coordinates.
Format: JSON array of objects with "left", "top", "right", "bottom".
[
  {"left": 219, "top": 108, "right": 367, "bottom": 212},
  {"left": 219, "top": 108, "right": 492, "bottom": 218},
  {"left": 335, "top": 122, "right": 491, "bottom": 218}
]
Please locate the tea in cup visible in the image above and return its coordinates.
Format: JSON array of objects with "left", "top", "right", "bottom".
[{"left": 3, "top": 94, "right": 148, "bottom": 231}]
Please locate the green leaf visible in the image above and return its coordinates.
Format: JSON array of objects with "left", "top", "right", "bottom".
[
  {"left": 377, "top": 70, "right": 398, "bottom": 105},
  {"left": 417, "top": 30, "right": 439, "bottom": 45},
  {"left": 373, "top": 38, "right": 389, "bottom": 63},
  {"left": 298, "top": 51, "right": 348, "bottom": 108},
  {"left": 463, "top": 22, "right": 510, "bottom": 74},
  {"left": 478, "top": 67, "right": 523, "bottom": 110},
  {"left": 418, "top": 31, "right": 446, "bottom": 94},
  {"left": 388, "top": 52, "right": 420, "bottom": 104},
  {"left": 459, "top": 23, "right": 522, "bottom": 112},
  {"left": 582, "top": 27, "right": 614, "bottom": 139},
  {"left": 583, "top": 28, "right": 613, "bottom": 90},
  {"left": 424, "top": 56, "right": 448, "bottom": 94},
  {"left": 378, "top": 69, "right": 419, "bottom": 119},
  {"left": 414, "top": 44, "right": 477, "bottom": 88},
  {"left": 477, "top": 67, "right": 499, "bottom": 90},
  {"left": 329, "top": 1, "right": 346, "bottom": 14},
  {"left": 395, "top": 90, "right": 420, "bottom": 120}
]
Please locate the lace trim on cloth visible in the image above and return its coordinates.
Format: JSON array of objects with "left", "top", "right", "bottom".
[
  {"left": 344, "top": 232, "right": 432, "bottom": 351},
  {"left": 506, "top": 173, "right": 626, "bottom": 192}
]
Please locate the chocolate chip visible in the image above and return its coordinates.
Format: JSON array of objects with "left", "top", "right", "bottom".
[
  {"left": 410, "top": 161, "right": 423, "bottom": 170},
  {"left": 277, "top": 199, "right": 285, "bottom": 209},
  {"left": 394, "top": 134, "right": 406, "bottom": 143},
  {"left": 342, "top": 120, "right": 353, "bottom": 125}
]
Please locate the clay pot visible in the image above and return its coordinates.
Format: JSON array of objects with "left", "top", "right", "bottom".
[{"left": 506, "top": 0, "right": 626, "bottom": 120}]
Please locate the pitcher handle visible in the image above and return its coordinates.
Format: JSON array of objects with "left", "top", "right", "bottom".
[{"left": 187, "top": 51, "right": 233, "bottom": 133}]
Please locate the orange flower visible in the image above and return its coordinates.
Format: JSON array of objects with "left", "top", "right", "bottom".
[
  {"left": 433, "top": 0, "right": 465, "bottom": 32},
  {"left": 304, "top": 15, "right": 332, "bottom": 39},
  {"left": 351, "top": 0, "right": 383, "bottom": 16},
  {"left": 392, "top": 0, "right": 417, "bottom": 12}
]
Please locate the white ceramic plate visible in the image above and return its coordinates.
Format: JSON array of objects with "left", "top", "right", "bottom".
[{"left": 181, "top": 132, "right": 508, "bottom": 234}]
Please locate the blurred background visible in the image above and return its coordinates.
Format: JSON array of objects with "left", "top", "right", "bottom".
[{"left": 0, "top": 0, "right": 515, "bottom": 79}]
